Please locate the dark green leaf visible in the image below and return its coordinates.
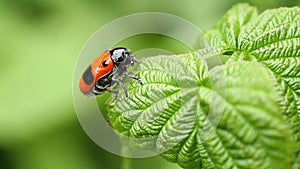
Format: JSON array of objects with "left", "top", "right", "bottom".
[
  {"left": 204, "top": 5, "right": 300, "bottom": 167},
  {"left": 108, "top": 53, "right": 296, "bottom": 169}
]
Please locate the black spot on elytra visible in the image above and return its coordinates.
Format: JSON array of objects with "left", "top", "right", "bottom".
[
  {"left": 102, "top": 60, "right": 109, "bottom": 67},
  {"left": 82, "top": 65, "right": 94, "bottom": 85}
]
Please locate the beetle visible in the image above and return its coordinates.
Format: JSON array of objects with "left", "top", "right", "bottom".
[{"left": 79, "top": 47, "right": 143, "bottom": 101}]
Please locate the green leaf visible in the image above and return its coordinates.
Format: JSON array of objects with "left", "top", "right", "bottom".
[
  {"left": 239, "top": 7, "right": 300, "bottom": 168},
  {"left": 205, "top": 3, "right": 258, "bottom": 54},
  {"left": 108, "top": 53, "right": 296, "bottom": 169},
  {"left": 238, "top": 6, "right": 300, "bottom": 119},
  {"left": 204, "top": 4, "right": 300, "bottom": 167}
]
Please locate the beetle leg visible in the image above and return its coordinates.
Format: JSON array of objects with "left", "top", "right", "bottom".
[
  {"left": 117, "top": 81, "right": 129, "bottom": 98},
  {"left": 95, "top": 83, "right": 110, "bottom": 90},
  {"left": 92, "top": 87, "right": 103, "bottom": 96},
  {"left": 126, "top": 74, "right": 143, "bottom": 85},
  {"left": 95, "top": 84, "right": 104, "bottom": 90},
  {"left": 105, "top": 89, "right": 119, "bottom": 102}
]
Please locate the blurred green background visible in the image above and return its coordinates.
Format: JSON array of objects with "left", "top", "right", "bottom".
[{"left": 0, "top": 0, "right": 299, "bottom": 169}]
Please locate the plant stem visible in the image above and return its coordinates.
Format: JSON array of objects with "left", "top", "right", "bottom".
[{"left": 121, "top": 146, "right": 131, "bottom": 169}]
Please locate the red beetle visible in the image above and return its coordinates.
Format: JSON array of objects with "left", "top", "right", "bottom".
[{"left": 79, "top": 47, "right": 143, "bottom": 100}]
